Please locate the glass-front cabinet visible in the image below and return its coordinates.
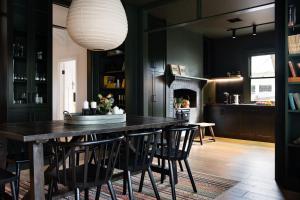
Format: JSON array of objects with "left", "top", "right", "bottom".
[{"left": 7, "top": 0, "right": 51, "bottom": 122}]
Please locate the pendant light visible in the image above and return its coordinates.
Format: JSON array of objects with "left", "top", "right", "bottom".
[
  {"left": 252, "top": 24, "right": 257, "bottom": 36},
  {"left": 67, "top": 0, "right": 128, "bottom": 51},
  {"left": 232, "top": 29, "right": 236, "bottom": 39}
]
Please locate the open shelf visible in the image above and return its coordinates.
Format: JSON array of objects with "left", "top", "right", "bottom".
[
  {"left": 289, "top": 53, "right": 300, "bottom": 58},
  {"left": 288, "top": 110, "right": 300, "bottom": 113},
  {"left": 288, "top": 143, "right": 300, "bottom": 148},
  {"left": 288, "top": 77, "right": 300, "bottom": 83}
]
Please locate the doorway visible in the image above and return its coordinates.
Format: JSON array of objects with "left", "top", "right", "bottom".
[{"left": 58, "top": 60, "right": 77, "bottom": 120}]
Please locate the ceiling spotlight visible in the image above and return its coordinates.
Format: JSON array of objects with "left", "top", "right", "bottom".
[
  {"left": 252, "top": 24, "right": 257, "bottom": 36},
  {"left": 232, "top": 29, "right": 236, "bottom": 39}
]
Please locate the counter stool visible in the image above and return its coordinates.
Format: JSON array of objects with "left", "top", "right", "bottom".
[{"left": 193, "top": 123, "right": 216, "bottom": 145}]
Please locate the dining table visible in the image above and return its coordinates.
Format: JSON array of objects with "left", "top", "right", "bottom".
[{"left": 0, "top": 115, "right": 184, "bottom": 200}]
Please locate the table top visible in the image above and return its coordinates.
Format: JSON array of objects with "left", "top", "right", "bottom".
[{"left": 0, "top": 116, "right": 184, "bottom": 142}]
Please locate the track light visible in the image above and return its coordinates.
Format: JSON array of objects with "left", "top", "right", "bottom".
[
  {"left": 252, "top": 24, "right": 257, "bottom": 36},
  {"left": 232, "top": 29, "right": 236, "bottom": 39}
]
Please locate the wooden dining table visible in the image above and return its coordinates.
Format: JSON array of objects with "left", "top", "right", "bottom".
[{"left": 0, "top": 115, "right": 184, "bottom": 200}]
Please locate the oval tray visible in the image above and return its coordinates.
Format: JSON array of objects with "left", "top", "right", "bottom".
[{"left": 64, "top": 113, "right": 126, "bottom": 125}]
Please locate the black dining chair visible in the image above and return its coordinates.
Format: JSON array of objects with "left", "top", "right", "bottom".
[
  {"left": 47, "top": 134, "right": 124, "bottom": 200},
  {"left": 115, "top": 129, "right": 162, "bottom": 200},
  {"left": 6, "top": 141, "right": 56, "bottom": 199},
  {"left": 0, "top": 168, "right": 18, "bottom": 200},
  {"left": 141, "top": 125, "right": 198, "bottom": 200}
]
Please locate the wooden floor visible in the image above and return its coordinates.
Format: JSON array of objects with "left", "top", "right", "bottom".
[{"left": 188, "top": 137, "right": 300, "bottom": 200}]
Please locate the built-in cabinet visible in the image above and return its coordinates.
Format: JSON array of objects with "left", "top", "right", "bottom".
[
  {"left": 281, "top": 0, "right": 300, "bottom": 191},
  {"left": 0, "top": 0, "right": 52, "bottom": 122},
  {"left": 205, "top": 104, "right": 275, "bottom": 142}
]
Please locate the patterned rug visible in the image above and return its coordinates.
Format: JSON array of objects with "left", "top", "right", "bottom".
[{"left": 6, "top": 171, "right": 238, "bottom": 200}]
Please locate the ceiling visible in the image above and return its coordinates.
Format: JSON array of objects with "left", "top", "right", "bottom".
[
  {"left": 53, "top": 0, "right": 275, "bottom": 38},
  {"left": 147, "top": 0, "right": 275, "bottom": 38}
]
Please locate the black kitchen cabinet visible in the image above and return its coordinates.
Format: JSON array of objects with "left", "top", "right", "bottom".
[
  {"left": 0, "top": 0, "right": 52, "bottom": 122},
  {"left": 204, "top": 104, "right": 275, "bottom": 142}
]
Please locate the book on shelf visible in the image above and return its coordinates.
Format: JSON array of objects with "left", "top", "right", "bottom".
[
  {"left": 293, "top": 93, "right": 300, "bottom": 110},
  {"left": 288, "top": 34, "right": 300, "bottom": 54},
  {"left": 289, "top": 93, "right": 297, "bottom": 110},
  {"left": 288, "top": 61, "right": 297, "bottom": 77}
]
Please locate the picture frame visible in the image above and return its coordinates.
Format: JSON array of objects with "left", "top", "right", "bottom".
[
  {"left": 169, "top": 64, "right": 181, "bottom": 76},
  {"left": 179, "top": 65, "right": 187, "bottom": 76}
]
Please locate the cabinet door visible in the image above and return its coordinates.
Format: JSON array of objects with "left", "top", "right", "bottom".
[
  {"left": 30, "top": 0, "right": 50, "bottom": 105},
  {"left": 32, "top": 108, "right": 51, "bottom": 121},
  {"left": 9, "top": 0, "right": 30, "bottom": 106},
  {"left": 7, "top": 108, "right": 30, "bottom": 122}
]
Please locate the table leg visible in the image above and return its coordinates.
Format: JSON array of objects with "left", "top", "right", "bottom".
[{"left": 30, "top": 142, "right": 45, "bottom": 200}]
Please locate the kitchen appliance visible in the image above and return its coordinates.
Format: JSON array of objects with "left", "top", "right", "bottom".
[{"left": 233, "top": 94, "right": 240, "bottom": 105}]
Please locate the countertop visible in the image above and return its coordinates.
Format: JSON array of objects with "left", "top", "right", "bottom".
[{"left": 205, "top": 103, "right": 275, "bottom": 110}]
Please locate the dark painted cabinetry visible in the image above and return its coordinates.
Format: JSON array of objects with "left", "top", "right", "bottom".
[
  {"left": 0, "top": 0, "right": 52, "bottom": 122},
  {"left": 204, "top": 104, "right": 275, "bottom": 142}
]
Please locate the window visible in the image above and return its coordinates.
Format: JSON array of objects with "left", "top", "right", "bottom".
[{"left": 250, "top": 54, "right": 275, "bottom": 102}]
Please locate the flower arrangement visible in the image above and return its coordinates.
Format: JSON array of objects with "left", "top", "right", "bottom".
[
  {"left": 174, "top": 97, "right": 190, "bottom": 108},
  {"left": 97, "top": 93, "right": 114, "bottom": 114}
]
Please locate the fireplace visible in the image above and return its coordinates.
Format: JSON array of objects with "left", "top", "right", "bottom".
[{"left": 166, "top": 78, "right": 202, "bottom": 123}]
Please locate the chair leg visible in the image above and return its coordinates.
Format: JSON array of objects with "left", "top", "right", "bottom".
[
  {"left": 47, "top": 179, "right": 54, "bottom": 200},
  {"left": 127, "top": 170, "right": 134, "bottom": 200},
  {"left": 123, "top": 171, "right": 127, "bottom": 195},
  {"left": 178, "top": 161, "right": 184, "bottom": 172},
  {"left": 107, "top": 180, "right": 117, "bottom": 200},
  {"left": 84, "top": 188, "right": 89, "bottom": 200},
  {"left": 147, "top": 166, "right": 160, "bottom": 200},
  {"left": 158, "top": 158, "right": 161, "bottom": 166},
  {"left": 95, "top": 185, "right": 101, "bottom": 200},
  {"left": 75, "top": 188, "right": 80, "bottom": 200},
  {"left": 184, "top": 159, "right": 197, "bottom": 193},
  {"left": 161, "top": 159, "right": 165, "bottom": 183},
  {"left": 138, "top": 169, "right": 146, "bottom": 192},
  {"left": 15, "top": 162, "right": 21, "bottom": 199},
  {"left": 168, "top": 160, "right": 176, "bottom": 200},
  {"left": 10, "top": 181, "right": 17, "bottom": 200}
]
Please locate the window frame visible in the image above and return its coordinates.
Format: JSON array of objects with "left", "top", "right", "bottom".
[{"left": 249, "top": 52, "right": 276, "bottom": 102}]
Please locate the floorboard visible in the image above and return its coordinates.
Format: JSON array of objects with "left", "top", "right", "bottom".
[{"left": 189, "top": 137, "right": 300, "bottom": 200}]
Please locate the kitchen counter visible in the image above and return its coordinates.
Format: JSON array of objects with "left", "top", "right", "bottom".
[{"left": 204, "top": 104, "right": 275, "bottom": 142}]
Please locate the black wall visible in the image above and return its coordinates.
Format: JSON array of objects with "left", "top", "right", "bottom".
[
  {"left": 206, "top": 31, "right": 276, "bottom": 103},
  {"left": 167, "top": 28, "right": 204, "bottom": 77}
]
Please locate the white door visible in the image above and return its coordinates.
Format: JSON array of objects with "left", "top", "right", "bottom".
[{"left": 58, "top": 60, "right": 77, "bottom": 119}]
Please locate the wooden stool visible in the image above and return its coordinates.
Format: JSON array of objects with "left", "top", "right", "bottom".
[{"left": 193, "top": 122, "right": 216, "bottom": 145}]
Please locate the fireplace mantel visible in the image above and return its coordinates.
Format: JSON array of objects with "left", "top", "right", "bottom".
[{"left": 166, "top": 74, "right": 208, "bottom": 87}]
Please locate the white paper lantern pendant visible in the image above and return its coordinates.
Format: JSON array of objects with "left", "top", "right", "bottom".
[{"left": 67, "top": 0, "right": 128, "bottom": 51}]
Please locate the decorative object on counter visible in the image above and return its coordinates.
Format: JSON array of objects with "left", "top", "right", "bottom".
[
  {"left": 288, "top": 5, "right": 297, "bottom": 28},
  {"left": 224, "top": 92, "right": 230, "bottom": 104},
  {"left": 233, "top": 94, "right": 240, "bottom": 105},
  {"left": 97, "top": 93, "right": 114, "bottom": 114},
  {"left": 67, "top": 0, "right": 128, "bottom": 51}
]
